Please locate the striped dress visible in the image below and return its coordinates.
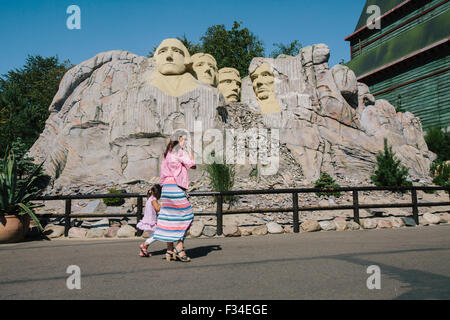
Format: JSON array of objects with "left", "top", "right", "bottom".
[{"left": 153, "top": 178, "right": 194, "bottom": 242}]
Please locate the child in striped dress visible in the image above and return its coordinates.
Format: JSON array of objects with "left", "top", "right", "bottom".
[{"left": 137, "top": 184, "right": 162, "bottom": 257}]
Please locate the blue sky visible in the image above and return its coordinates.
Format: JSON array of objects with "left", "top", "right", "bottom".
[{"left": 0, "top": 0, "right": 366, "bottom": 75}]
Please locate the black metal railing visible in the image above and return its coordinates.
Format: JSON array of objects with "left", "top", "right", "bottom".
[{"left": 32, "top": 185, "right": 450, "bottom": 237}]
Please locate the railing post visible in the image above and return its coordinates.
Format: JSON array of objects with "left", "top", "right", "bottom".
[
  {"left": 293, "top": 192, "right": 299, "bottom": 233},
  {"left": 411, "top": 188, "right": 419, "bottom": 225},
  {"left": 136, "top": 196, "right": 143, "bottom": 236},
  {"left": 217, "top": 194, "right": 223, "bottom": 236},
  {"left": 64, "top": 199, "right": 71, "bottom": 237},
  {"left": 353, "top": 190, "right": 360, "bottom": 224}
]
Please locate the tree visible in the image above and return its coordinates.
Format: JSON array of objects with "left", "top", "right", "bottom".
[
  {"left": 201, "top": 21, "right": 265, "bottom": 77},
  {"left": 0, "top": 55, "right": 72, "bottom": 156},
  {"left": 314, "top": 172, "right": 341, "bottom": 198},
  {"left": 177, "top": 34, "right": 202, "bottom": 56},
  {"left": 425, "top": 127, "right": 450, "bottom": 163},
  {"left": 370, "top": 138, "right": 412, "bottom": 192},
  {"left": 147, "top": 34, "right": 202, "bottom": 58},
  {"left": 270, "top": 40, "right": 302, "bottom": 58}
]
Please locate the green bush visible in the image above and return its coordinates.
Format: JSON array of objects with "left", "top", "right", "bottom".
[
  {"left": 370, "top": 138, "right": 412, "bottom": 193},
  {"left": 314, "top": 172, "right": 341, "bottom": 198},
  {"left": 425, "top": 127, "right": 450, "bottom": 163},
  {"left": 103, "top": 188, "right": 125, "bottom": 207},
  {"left": 431, "top": 161, "right": 450, "bottom": 195},
  {"left": 206, "top": 161, "right": 235, "bottom": 203}
]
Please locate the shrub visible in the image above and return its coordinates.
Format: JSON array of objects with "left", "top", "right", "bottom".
[
  {"left": 206, "top": 161, "right": 235, "bottom": 203},
  {"left": 0, "top": 138, "right": 50, "bottom": 194},
  {"left": 370, "top": 138, "right": 412, "bottom": 193},
  {"left": 431, "top": 161, "right": 450, "bottom": 196},
  {"left": 424, "top": 127, "right": 450, "bottom": 163},
  {"left": 314, "top": 172, "right": 341, "bottom": 198},
  {"left": 103, "top": 188, "right": 125, "bottom": 207},
  {"left": 0, "top": 151, "right": 44, "bottom": 231}
]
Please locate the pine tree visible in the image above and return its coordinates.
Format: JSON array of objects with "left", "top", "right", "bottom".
[
  {"left": 370, "top": 138, "right": 412, "bottom": 192},
  {"left": 314, "top": 172, "right": 341, "bottom": 198}
]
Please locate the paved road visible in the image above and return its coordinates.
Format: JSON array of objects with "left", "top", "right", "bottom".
[{"left": 0, "top": 225, "right": 449, "bottom": 300}]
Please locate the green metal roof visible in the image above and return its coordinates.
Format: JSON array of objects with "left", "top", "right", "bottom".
[
  {"left": 354, "top": 0, "right": 408, "bottom": 31},
  {"left": 346, "top": 10, "right": 450, "bottom": 78}
]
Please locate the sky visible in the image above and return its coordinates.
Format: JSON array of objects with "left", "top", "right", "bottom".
[{"left": 0, "top": 0, "right": 366, "bottom": 75}]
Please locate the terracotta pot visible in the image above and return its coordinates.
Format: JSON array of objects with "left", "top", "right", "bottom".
[{"left": 0, "top": 215, "right": 30, "bottom": 244}]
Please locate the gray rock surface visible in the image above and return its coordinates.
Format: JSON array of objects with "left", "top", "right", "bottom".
[
  {"left": 266, "top": 222, "right": 284, "bottom": 234},
  {"left": 223, "top": 224, "right": 241, "bottom": 237},
  {"left": 68, "top": 227, "right": 88, "bottom": 238},
  {"left": 301, "top": 220, "right": 321, "bottom": 232},
  {"left": 346, "top": 221, "right": 361, "bottom": 230},
  {"left": 402, "top": 217, "right": 417, "bottom": 227},
  {"left": 105, "top": 226, "right": 120, "bottom": 238},
  {"left": 423, "top": 213, "right": 441, "bottom": 225},
  {"left": 202, "top": 226, "right": 217, "bottom": 237},
  {"left": 377, "top": 219, "right": 393, "bottom": 229},
  {"left": 189, "top": 221, "right": 205, "bottom": 238},
  {"left": 334, "top": 219, "right": 348, "bottom": 231},
  {"left": 117, "top": 225, "right": 136, "bottom": 238},
  {"left": 361, "top": 219, "right": 377, "bottom": 229},
  {"left": 252, "top": 225, "right": 268, "bottom": 236},
  {"left": 86, "top": 228, "right": 106, "bottom": 238},
  {"left": 389, "top": 217, "right": 405, "bottom": 228},
  {"left": 319, "top": 221, "right": 337, "bottom": 231}
]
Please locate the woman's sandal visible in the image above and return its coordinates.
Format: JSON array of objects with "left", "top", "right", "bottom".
[
  {"left": 165, "top": 250, "right": 176, "bottom": 261},
  {"left": 174, "top": 249, "right": 191, "bottom": 262},
  {"left": 139, "top": 244, "right": 151, "bottom": 257}
]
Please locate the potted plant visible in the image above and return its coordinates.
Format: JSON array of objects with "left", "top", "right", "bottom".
[{"left": 0, "top": 152, "right": 44, "bottom": 243}]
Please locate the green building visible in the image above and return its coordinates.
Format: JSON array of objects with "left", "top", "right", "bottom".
[{"left": 345, "top": 0, "right": 450, "bottom": 131}]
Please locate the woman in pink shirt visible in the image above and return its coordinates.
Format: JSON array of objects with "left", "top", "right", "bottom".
[{"left": 153, "top": 130, "right": 196, "bottom": 262}]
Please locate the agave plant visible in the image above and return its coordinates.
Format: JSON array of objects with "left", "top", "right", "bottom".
[{"left": 0, "top": 151, "right": 44, "bottom": 231}]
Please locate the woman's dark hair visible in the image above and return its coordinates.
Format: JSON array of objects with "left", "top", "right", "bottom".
[
  {"left": 148, "top": 184, "right": 162, "bottom": 199},
  {"left": 164, "top": 140, "right": 179, "bottom": 158}
]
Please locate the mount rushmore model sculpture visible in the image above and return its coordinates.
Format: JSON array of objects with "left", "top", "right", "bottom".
[{"left": 29, "top": 38, "right": 436, "bottom": 187}]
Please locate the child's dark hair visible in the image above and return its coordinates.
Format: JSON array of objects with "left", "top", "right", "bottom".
[{"left": 147, "top": 184, "right": 162, "bottom": 199}]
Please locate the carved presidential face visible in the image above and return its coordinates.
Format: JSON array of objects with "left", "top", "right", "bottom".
[
  {"left": 192, "top": 53, "right": 218, "bottom": 86},
  {"left": 250, "top": 63, "right": 275, "bottom": 101},
  {"left": 154, "top": 39, "right": 189, "bottom": 75},
  {"left": 218, "top": 68, "right": 241, "bottom": 103}
]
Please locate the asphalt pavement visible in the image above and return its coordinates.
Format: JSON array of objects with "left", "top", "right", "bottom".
[{"left": 1, "top": 224, "right": 449, "bottom": 300}]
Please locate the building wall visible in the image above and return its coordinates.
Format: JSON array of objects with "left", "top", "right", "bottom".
[
  {"left": 369, "top": 54, "right": 449, "bottom": 130},
  {"left": 351, "top": 0, "right": 449, "bottom": 59}
]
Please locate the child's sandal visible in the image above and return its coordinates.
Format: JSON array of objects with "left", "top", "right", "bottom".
[{"left": 139, "top": 244, "right": 150, "bottom": 257}]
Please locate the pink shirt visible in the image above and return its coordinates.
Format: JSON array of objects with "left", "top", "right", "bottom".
[
  {"left": 160, "top": 148, "right": 196, "bottom": 190},
  {"left": 136, "top": 196, "right": 157, "bottom": 232}
]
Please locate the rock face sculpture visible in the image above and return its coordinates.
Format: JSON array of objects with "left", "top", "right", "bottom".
[
  {"left": 217, "top": 67, "right": 241, "bottom": 103},
  {"left": 29, "top": 39, "right": 224, "bottom": 186},
  {"left": 240, "top": 44, "right": 435, "bottom": 183},
  {"left": 192, "top": 53, "right": 218, "bottom": 87},
  {"left": 29, "top": 40, "right": 436, "bottom": 187},
  {"left": 249, "top": 62, "right": 281, "bottom": 114},
  {"left": 148, "top": 38, "right": 200, "bottom": 97}
]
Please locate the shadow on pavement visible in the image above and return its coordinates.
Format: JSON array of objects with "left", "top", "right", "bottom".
[{"left": 149, "top": 245, "right": 222, "bottom": 259}]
